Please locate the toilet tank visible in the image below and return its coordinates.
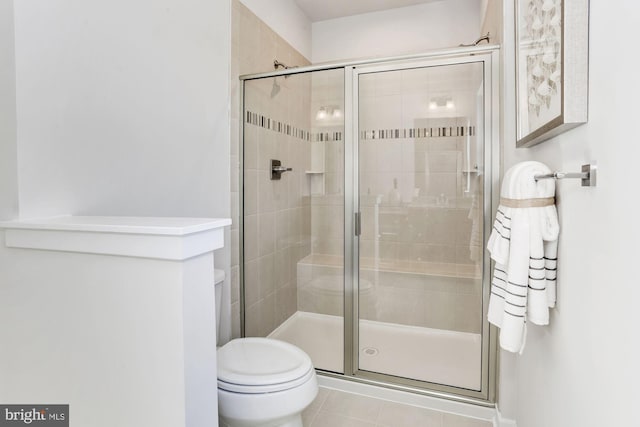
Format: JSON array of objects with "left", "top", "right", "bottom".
[{"left": 214, "top": 269, "right": 225, "bottom": 345}]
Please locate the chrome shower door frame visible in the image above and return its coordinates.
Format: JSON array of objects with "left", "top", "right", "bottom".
[
  {"left": 343, "top": 50, "right": 499, "bottom": 404},
  {"left": 239, "top": 45, "right": 500, "bottom": 406}
]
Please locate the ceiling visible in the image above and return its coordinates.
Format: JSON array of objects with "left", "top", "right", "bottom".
[{"left": 293, "top": 0, "right": 442, "bottom": 22}]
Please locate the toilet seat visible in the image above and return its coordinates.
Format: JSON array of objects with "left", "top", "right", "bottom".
[
  {"left": 218, "top": 366, "right": 314, "bottom": 394},
  {"left": 217, "top": 338, "right": 314, "bottom": 394}
]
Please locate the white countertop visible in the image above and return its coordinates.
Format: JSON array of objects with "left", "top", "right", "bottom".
[
  {"left": 0, "top": 216, "right": 231, "bottom": 260},
  {"left": 0, "top": 215, "right": 232, "bottom": 235}
]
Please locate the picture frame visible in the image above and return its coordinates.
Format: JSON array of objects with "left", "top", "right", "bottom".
[{"left": 515, "top": 0, "right": 589, "bottom": 148}]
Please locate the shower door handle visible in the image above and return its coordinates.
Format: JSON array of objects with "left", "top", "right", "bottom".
[{"left": 354, "top": 212, "right": 361, "bottom": 236}]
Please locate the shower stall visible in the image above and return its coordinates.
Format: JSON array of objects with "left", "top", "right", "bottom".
[{"left": 239, "top": 45, "right": 499, "bottom": 404}]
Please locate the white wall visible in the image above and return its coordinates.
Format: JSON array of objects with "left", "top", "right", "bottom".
[
  {"left": 6, "top": 0, "right": 234, "bottom": 385},
  {"left": 499, "top": 1, "right": 640, "bottom": 426},
  {"left": 481, "top": 0, "right": 502, "bottom": 45},
  {"left": 13, "top": 0, "right": 230, "bottom": 221},
  {"left": 239, "top": 0, "right": 312, "bottom": 60},
  {"left": 312, "top": 0, "right": 482, "bottom": 63},
  {"left": 0, "top": 0, "right": 18, "bottom": 221}
]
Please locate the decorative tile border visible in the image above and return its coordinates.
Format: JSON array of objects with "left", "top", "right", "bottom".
[
  {"left": 360, "top": 126, "right": 475, "bottom": 140},
  {"left": 315, "top": 132, "right": 343, "bottom": 142},
  {"left": 245, "top": 110, "right": 475, "bottom": 142},
  {"left": 246, "top": 111, "right": 311, "bottom": 141}
]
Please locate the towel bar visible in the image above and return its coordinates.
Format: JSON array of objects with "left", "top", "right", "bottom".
[{"left": 534, "top": 163, "right": 597, "bottom": 187}]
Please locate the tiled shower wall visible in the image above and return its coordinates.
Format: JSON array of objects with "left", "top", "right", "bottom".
[
  {"left": 358, "top": 65, "right": 483, "bottom": 271},
  {"left": 309, "top": 70, "right": 345, "bottom": 258},
  {"left": 233, "top": 14, "right": 486, "bottom": 336},
  {"left": 230, "top": 0, "right": 311, "bottom": 338},
  {"left": 299, "top": 64, "right": 485, "bottom": 334}
]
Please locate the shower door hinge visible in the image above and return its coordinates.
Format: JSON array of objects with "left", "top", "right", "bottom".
[{"left": 354, "top": 212, "right": 361, "bottom": 236}]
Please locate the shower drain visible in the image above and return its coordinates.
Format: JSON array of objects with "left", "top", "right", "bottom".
[{"left": 362, "top": 347, "right": 379, "bottom": 356}]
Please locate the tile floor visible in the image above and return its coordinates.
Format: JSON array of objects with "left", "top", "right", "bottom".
[{"left": 303, "top": 388, "right": 493, "bottom": 427}]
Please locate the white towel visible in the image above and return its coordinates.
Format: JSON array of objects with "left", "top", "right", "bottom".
[{"left": 487, "top": 161, "right": 559, "bottom": 353}]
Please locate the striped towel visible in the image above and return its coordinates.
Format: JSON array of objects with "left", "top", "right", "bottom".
[{"left": 487, "top": 161, "right": 559, "bottom": 353}]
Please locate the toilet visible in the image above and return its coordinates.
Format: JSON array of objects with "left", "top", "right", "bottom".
[
  {"left": 217, "top": 338, "right": 318, "bottom": 427},
  {"left": 214, "top": 271, "right": 318, "bottom": 427}
]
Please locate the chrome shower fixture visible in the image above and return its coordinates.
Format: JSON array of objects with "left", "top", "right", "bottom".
[
  {"left": 274, "top": 59, "right": 291, "bottom": 70},
  {"left": 274, "top": 59, "right": 297, "bottom": 78},
  {"left": 459, "top": 32, "right": 491, "bottom": 47}
]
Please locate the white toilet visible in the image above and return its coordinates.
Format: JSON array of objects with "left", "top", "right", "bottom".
[
  {"left": 217, "top": 338, "right": 318, "bottom": 427},
  {"left": 213, "top": 270, "right": 318, "bottom": 427}
]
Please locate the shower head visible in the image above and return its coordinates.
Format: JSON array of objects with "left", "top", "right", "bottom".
[{"left": 270, "top": 78, "right": 281, "bottom": 98}]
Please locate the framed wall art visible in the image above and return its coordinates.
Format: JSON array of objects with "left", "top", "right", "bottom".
[{"left": 515, "top": 0, "right": 589, "bottom": 148}]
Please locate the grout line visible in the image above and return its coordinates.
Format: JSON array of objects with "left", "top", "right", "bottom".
[
  {"left": 314, "top": 410, "right": 378, "bottom": 427},
  {"left": 311, "top": 388, "right": 331, "bottom": 415},
  {"left": 304, "top": 407, "right": 319, "bottom": 427},
  {"left": 324, "top": 388, "right": 384, "bottom": 424}
]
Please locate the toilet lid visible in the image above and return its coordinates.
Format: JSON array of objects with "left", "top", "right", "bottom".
[{"left": 217, "top": 338, "right": 313, "bottom": 392}]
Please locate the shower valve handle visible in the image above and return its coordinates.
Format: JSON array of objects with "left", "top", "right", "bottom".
[
  {"left": 271, "top": 159, "right": 292, "bottom": 180},
  {"left": 272, "top": 166, "right": 292, "bottom": 172}
]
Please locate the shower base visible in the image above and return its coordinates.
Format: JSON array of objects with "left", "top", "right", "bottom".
[{"left": 269, "top": 311, "right": 481, "bottom": 391}]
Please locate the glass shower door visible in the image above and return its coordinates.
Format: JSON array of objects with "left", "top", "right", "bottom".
[
  {"left": 355, "top": 61, "right": 486, "bottom": 391},
  {"left": 242, "top": 68, "right": 346, "bottom": 374}
]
